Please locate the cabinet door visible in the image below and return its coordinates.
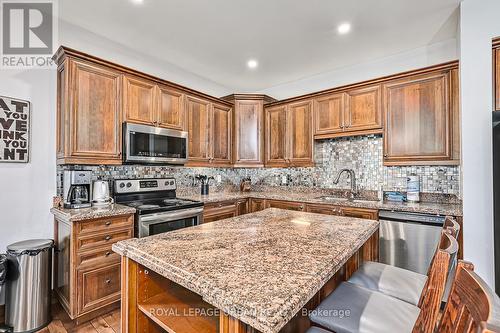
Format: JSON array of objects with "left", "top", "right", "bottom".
[
  {"left": 211, "top": 103, "right": 232, "bottom": 166},
  {"left": 314, "top": 93, "right": 344, "bottom": 137},
  {"left": 266, "top": 200, "right": 305, "bottom": 211},
  {"left": 341, "top": 207, "right": 378, "bottom": 220},
  {"left": 344, "top": 85, "right": 382, "bottom": 132},
  {"left": 203, "top": 202, "right": 238, "bottom": 223},
  {"left": 69, "top": 59, "right": 122, "bottom": 164},
  {"left": 265, "top": 105, "right": 288, "bottom": 167},
  {"left": 157, "top": 85, "right": 184, "bottom": 130},
  {"left": 306, "top": 203, "right": 342, "bottom": 216},
  {"left": 236, "top": 199, "right": 249, "bottom": 216},
  {"left": 383, "top": 72, "right": 451, "bottom": 164},
  {"left": 233, "top": 100, "right": 264, "bottom": 166},
  {"left": 123, "top": 75, "right": 156, "bottom": 125},
  {"left": 250, "top": 198, "right": 266, "bottom": 212},
  {"left": 496, "top": 49, "right": 500, "bottom": 111},
  {"left": 186, "top": 96, "right": 211, "bottom": 164},
  {"left": 288, "top": 100, "right": 313, "bottom": 166}
]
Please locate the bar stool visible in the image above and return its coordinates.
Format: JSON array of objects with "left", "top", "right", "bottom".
[
  {"left": 308, "top": 231, "right": 458, "bottom": 333},
  {"left": 347, "top": 216, "right": 460, "bottom": 305}
]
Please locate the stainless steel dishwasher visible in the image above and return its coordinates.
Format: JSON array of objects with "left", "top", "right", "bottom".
[{"left": 378, "top": 210, "right": 445, "bottom": 274}]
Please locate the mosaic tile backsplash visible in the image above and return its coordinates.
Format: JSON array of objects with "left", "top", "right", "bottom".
[{"left": 57, "top": 135, "right": 461, "bottom": 197}]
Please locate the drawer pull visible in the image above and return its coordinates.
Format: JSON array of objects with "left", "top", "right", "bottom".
[
  {"left": 105, "top": 278, "right": 111, "bottom": 284},
  {"left": 105, "top": 251, "right": 111, "bottom": 257},
  {"left": 105, "top": 221, "right": 112, "bottom": 226},
  {"left": 104, "top": 235, "right": 111, "bottom": 241}
]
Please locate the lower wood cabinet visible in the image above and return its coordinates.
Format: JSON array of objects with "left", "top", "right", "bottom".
[
  {"left": 341, "top": 207, "right": 378, "bottom": 220},
  {"left": 250, "top": 198, "right": 267, "bottom": 213},
  {"left": 53, "top": 214, "right": 134, "bottom": 322},
  {"left": 203, "top": 201, "right": 239, "bottom": 223},
  {"left": 266, "top": 199, "right": 305, "bottom": 211}
]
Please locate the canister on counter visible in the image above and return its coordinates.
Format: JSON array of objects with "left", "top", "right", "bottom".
[{"left": 406, "top": 174, "right": 420, "bottom": 202}]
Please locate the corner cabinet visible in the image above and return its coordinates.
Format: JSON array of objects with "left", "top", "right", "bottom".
[
  {"left": 383, "top": 68, "right": 460, "bottom": 165},
  {"left": 186, "top": 96, "right": 232, "bottom": 167},
  {"left": 56, "top": 58, "right": 123, "bottom": 165},
  {"left": 265, "top": 101, "right": 314, "bottom": 167}
]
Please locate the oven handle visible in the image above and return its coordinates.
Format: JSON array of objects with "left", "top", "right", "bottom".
[{"left": 139, "top": 207, "right": 204, "bottom": 225}]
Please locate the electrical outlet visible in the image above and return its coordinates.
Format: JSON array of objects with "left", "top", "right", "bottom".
[
  {"left": 216, "top": 175, "right": 222, "bottom": 183},
  {"left": 281, "top": 175, "right": 288, "bottom": 185}
]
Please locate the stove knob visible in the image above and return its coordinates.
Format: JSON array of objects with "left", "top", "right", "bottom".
[
  {"left": 170, "top": 181, "right": 174, "bottom": 185},
  {"left": 126, "top": 182, "right": 132, "bottom": 188},
  {"left": 119, "top": 183, "right": 125, "bottom": 188}
]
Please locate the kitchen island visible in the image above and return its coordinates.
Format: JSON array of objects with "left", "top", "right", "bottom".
[{"left": 113, "top": 208, "right": 379, "bottom": 333}]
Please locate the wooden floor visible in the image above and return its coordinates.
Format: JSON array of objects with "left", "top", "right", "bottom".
[{"left": 36, "top": 302, "right": 120, "bottom": 333}]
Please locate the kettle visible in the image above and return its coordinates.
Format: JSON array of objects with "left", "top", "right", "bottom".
[{"left": 92, "top": 180, "right": 114, "bottom": 206}]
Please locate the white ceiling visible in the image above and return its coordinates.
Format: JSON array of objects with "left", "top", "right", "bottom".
[{"left": 60, "top": 0, "right": 460, "bottom": 92}]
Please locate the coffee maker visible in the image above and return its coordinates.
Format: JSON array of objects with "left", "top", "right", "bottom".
[{"left": 63, "top": 170, "right": 92, "bottom": 209}]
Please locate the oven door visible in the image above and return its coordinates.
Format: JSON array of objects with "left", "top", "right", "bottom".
[
  {"left": 124, "top": 122, "right": 188, "bottom": 164},
  {"left": 138, "top": 207, "right": 203, "bottom": 238}
]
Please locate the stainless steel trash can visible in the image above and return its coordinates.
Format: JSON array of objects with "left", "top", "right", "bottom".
[{"left": 5, "top": 240, "right": 53, "bottom": 333}]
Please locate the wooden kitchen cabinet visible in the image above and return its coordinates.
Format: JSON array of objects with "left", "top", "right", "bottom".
[
  {"left": 314, "top": 93, "right": 344, "bottom": 136},
  {"left": 265, "top": 100, "right": 314, "bottom": 167},
  {"left": 186, "top": 95, "right": 212, "bottom": 165},
  {"left": 232, "top": 99, "right": 264, "bottom": 167},
  {"left": 266, "top": 199, "right": 305, "bottom": 211},
  {"left": 211, "top": 103, "right": 232, "bottom": 166},
  {"left": 341, "top": 207, "right": 378, "bottom": 220},
  {"left": 53, "top": 213, "right": 134, "bottom": 322},
  {"left": 203, "top": 201, "right": 238, "bottom": 223},
  {"left": 236, "top": 199, "right": 249, "bottom": 215},
  {"left": 250, "top": 198, "right": 267, "bottom": 212},
  {"left": 56, "top": 58, "right": 123, "bottom": 165},
  {"left": 306, "top": 203, "right": 343, "bottom": 216},
  {"left": 383, "top": 69, "right": 460, "bottom": 165},
  {"left": 265, "top": 105, "right": 288, "bottom": 167},
  {"left": 123, "top": 75, "right": 156, "bottom": 125},
  {"left": 287, "top": 100, "right": 314, "bottom": 166},
  {"left": 344, "top": 85, "right": 382, "bottom": 133},
  {"left": 157, "top": 85, "right": 184, "bottom": 130}
]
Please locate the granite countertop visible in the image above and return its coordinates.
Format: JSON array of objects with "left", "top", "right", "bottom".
[
  {"left": 180, "top": 190, "right": 462, "bottom": 216},
  {"left": 113, "top": 208, "right": 379, "bottom": 333},
  {"left": 50, "top": 204, "right": 136, "bottom": 222}
]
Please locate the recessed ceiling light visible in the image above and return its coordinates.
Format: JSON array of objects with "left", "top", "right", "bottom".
[
  {"left": 131, "top": 0, "right": 144, "bottom": 5},
  {"left": 337, "top": 23, "right": 351, "bottom": 35},
  {"left": 247, "top": 59, "right": 258, "bottom": 69}
]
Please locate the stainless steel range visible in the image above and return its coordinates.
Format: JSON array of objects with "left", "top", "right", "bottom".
[{"left": 114, "top": 178, "right": 204, "bottom": 238}]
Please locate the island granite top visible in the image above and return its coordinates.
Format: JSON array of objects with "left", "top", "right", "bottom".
[{"left": 113, "top": 208, "right": 379, "bottom": 333}]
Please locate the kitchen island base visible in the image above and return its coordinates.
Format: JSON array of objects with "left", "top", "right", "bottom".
[{"left": 120, "top": 230, "right": 379, "bottom": 333}]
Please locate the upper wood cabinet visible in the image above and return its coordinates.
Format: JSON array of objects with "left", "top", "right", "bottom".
[
  {"left": 265, "top": 101, "right": 314, "bottom": 167},
  {"left": 287, "top": 100, "right": 314, "bottom": 166},
  {"left": 186, "top": 96, "right": 211, "bottom": 165},
  {"left": 233, "top": 100, "right": 264, "bottom": 167},
  {"left": 56, "top": 58, "right": 122, "bottom": 165},
  {"left": 123, "top": 75, "right": 185, "bottom": 130},
  {"left": 186, "top": 97, "right": 232, "bottom": 167},
  {"left": 314, "top": 93, "right": 344, "bottom": 136},
  {"left": 123, "top": 75, "right": 156, "bottom": 125},
  {"left": 313, "top": 85, "right": 382, "bottom": 139},
  {"left": 211, "top": 103, "right": 232, "bottom": 166},
  {"left": 383, "top": 69, "right": 459, "bottom": 165},
  {"left": 265, "top": 105, "right": 288, "bottom": 167},
  {"left": 157, "top": 85, "right": 184, "bottom": 130},
  {"left": 344, "top": 85, "right": 382, "bottom": 132}
]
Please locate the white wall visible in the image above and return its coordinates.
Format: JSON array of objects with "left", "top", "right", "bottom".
[
  {"left": 0, "top": 69, "right": 56, "bottom": 250},
  {"left": 259, "top": 38, "right": 458, "bottom": 100},
  {"left": 459, "top": 0, "right": 500, "bottom": 288}
]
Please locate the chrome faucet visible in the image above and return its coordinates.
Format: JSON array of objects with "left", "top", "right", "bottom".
[{"left": 333, "top": 169, "right": 357, "bottom": 200}]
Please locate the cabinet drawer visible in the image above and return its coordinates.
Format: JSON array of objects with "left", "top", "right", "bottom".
[
  {"left": 77, "top": 262, "right": 121, "bottom": 315},
  {"left": 76, "top": 245, "right": 120, "bottom": 268},
  {"left": 341, "top": 207, "right": 378, "bottom": 220},
  {"left": 77, "top": 228, "right": 133, "bottom": 252},
  {"left": 306, "top": 203, "right": 343, "bottom": 216},
  {"left": 203, "top": 204, "right": 237, "bottom": 223},
  {"left": 266, "top": 199, "right": 305, "bottom": 211},
  {"left": 76, "top": 215, "right": 134, "bottom": 235}
]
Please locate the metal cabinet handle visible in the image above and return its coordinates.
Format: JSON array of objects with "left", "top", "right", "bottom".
[
  {"left": 105, "top": 279, "right": 111, "bottom": 284},
  {"left": 383, "top": 154, "right": 388, "bottom": 158},
  {"left": 105, "top": 235, "right": 111, "bottom": 241},
  {"left": 105, "top": 251, "right": 111, "bottom": 257},
  {"left": 105, "top": 221, "right": 111, "bottom": 226}
]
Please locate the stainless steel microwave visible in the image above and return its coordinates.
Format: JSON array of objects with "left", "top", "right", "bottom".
[{"left": 123, "top": 123, "right": 188, "bottom": 164}]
